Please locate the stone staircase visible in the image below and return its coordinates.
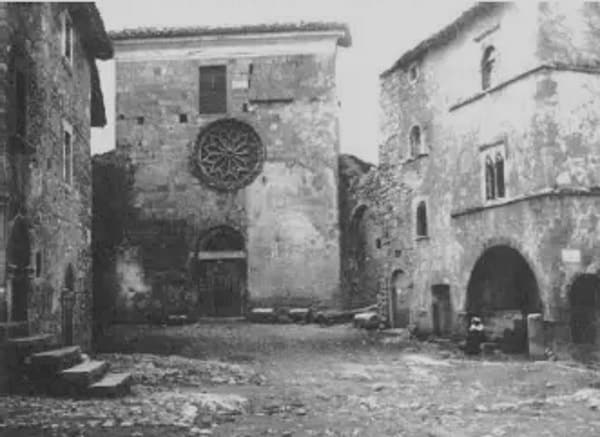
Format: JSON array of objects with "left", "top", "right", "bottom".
[{"left": 4, "top": 332, "right": 132, "bottom": 397}]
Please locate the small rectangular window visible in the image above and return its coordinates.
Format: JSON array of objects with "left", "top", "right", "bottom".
[
  {"left": 35, "top": 251, "right": 42, "bottom": 278},
  {"left": 199, "top": 65, "right": 227, "bottom": 114},
  {"left": 63, "top": 121, "right": 73, "bottom": 185},
  {"left": 62, "top": 11, "right": 73, "bottom": 63}
]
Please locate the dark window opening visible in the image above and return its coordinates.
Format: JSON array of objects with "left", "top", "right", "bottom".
[
  {"left": 179, "top": 113, "right": 188, "bottom": 123},
  {"left": 375, "top": 238, "right": 382, "bottom": 249},
  {"left": 63, "top": 13, "right": 72, "bottom": 61},
  {"left": 484, "top": 151, "right": 505, "bottom": 201},
  {"left": 64, "top": 129, "right": 72, "bottom": 185},
  {"left": 35, "top": 251, "right": 42, "bottom": 278},
  {"left": 199, "top": 65, "right": 227, "bottom": 114},
  {"left": 15, "top": 69, "right": 27, "bottom": 141},
  {"left": 136, "top": 116, "right": 144, "bottom": 125},
  {"left": 481, "top": 46, "right": 495, "bottom": 90},
  {"left": 485, "top": 156, "right": 496, "bottom": 200},
  {"left": 409, "top": 63, "right": 419, "bottom": 82},
  {"left": 495, "top": 152, "right": 505, "bottom": 198},
  {"left": 118, "top": 114, "right": 126, "bottom": 120},
  {"left": 416, "top": 201, "right": 428, "bottom": 237},
  {"left": 409, "top": 125, "right": 421, "bottom": 158},
  {"left": 394, "top": 249, "right": 402, "bottom": 258}
]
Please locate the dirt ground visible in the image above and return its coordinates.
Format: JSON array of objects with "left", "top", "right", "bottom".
[{"left": 2, "top": 321, "right": 600, "bottom": 437}]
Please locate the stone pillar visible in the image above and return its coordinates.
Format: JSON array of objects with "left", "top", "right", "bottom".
[{"left": 527, "top": 313, "right": 545, "bottom": 360}]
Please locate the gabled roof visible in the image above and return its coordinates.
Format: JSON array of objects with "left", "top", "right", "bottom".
[
  {"left": 66, "top": 3, "right": 113, "bottom": 127},
  {"left": 110, "top": 22, "right": 352, "bottom": 47},
  {"left": 67, "top": 3, "right": 113, "bottom": 60},
  {"left": 380, "top": 2, "right": 503, "bottom": 78}
]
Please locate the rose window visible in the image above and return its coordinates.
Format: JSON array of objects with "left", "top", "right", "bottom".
[{"left": 193, "top": 119, "right": 265, "bottom": 191}]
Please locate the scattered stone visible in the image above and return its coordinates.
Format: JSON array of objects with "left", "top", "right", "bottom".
[
  {"left": 295, "top": 408, "right": 307, "bottom": 416},
  {"left": 372, "top": 383, "right": 386, "bottom": 392}
]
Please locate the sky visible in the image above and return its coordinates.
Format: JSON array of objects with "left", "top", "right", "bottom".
[{"left": 91, "top": 0, "right": 474, "bottom": 163}]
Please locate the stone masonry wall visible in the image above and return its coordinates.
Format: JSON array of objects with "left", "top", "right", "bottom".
[
  {"left": 352, "top": 3, "right": 600, "bottom": 344},
  {"left": 108, "top": 40, "right": 342, "bottom": 320},
  {"left": 1, "top": 3, "right": 93, "bottom": 348}
]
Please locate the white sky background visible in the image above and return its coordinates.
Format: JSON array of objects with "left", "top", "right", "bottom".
[{"left": 91, "top": 0, "right": 474, "bottom": 163}]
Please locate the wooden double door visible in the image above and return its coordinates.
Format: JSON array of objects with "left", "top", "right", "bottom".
[{"left": 197, "top": 259, "right": 245, "bottom": 317}]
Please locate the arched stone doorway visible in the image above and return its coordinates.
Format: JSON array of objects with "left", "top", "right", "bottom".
[
  {"left": 348, "top": 205, "right": 378, "bottom": 307},
  {"left": 569, "top": 274, "right": 600, "bottom": 345},
  {"left": 7, "top": 215, "right": 31, "bottom": 321},
  {"left": 389, "top": 269, "right": 410, "bottom": 328},
  {"left": 466, "top": 245, "right": 541, "bottom": 352},
  {"left": 194, "top": 226, "right": 246, "bottom": 317},
  {"left": 62, "top": 264, "right": 76, "bottom": 346}
]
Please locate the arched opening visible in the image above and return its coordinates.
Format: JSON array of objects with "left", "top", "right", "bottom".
[
  {"left": 389, "top": 269, "right": 409, "bottom": 328},
  {"left": 347, "top": 205, "right": 378, "bottom": 307},
  {"left": 569, "top": 274, "right": 600, "bottom": 345},
  {"left": 466, "top": 245, "right": 541, "bottom": 352},
  {"left": 7, "top": 215, "right": 31, "bottom": 321},
  {"left": 194, "top": 226, "right": 246, "bottom": 317},
  {"left": 62, "top": 264, "right": 76, "bottom": 345},
  {"left": 409, "top": 125, "right": 421, "bottom": 158},
  {"left": 481, "top": 46, "right": 496, "bottom": 90}
]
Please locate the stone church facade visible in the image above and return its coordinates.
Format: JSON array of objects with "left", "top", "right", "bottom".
[
  {"left": 96, "top": 23, "right": 350, "bottom": 321},
  {"left": 0, "top": 3, "right": 112, "bottom": 350},
  {"left": 349, "top": 2, "right": 600, "bottom": 351}
]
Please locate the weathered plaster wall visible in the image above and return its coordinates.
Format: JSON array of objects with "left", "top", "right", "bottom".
[
  {"left": 358, "top": 2, "right": 600, "bottom": 344},
  {"left": 0, "top": 3, "right": 94, "bottom": 347},
  {"left": 108, "top": 39, "right": 342, "bottom": 319}
]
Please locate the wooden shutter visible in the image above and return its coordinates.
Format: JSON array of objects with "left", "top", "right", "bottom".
[{"left": 199, "top": 65, "right": 227, "bottom": 114}]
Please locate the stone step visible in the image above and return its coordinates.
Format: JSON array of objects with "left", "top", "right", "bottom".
[
  {"left": 0, "top": 321, "right": 29, "bottom": 341},
  {"left": 8, "top": 334, "right": 55, "bottom": 350},
  {"left": 60, "top": 360, "right": 110, "bottom": 387},
  {"left": 28, "top": 346, "right": 82, "bottom": 377},
  {"left": 88, "top": 372, "right": 132, "bottom": 397},
  {"left": 6, "top": 334, "right": 56, "bottom": 372}
]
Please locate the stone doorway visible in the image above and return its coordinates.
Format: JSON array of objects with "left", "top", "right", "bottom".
[
  {"left": 389, "top": 269, "right": 409, "bottom": 328},
  {"left": 7, "top": 215, "right": 31, "bottom": 322},
  {"left": 62, "top": 264, "right": 76, "bottom": 346},
  {"left": 569, "top": 274, "right": 600, "bottom": 345},
  {"left": 195, "top": 226, "right": 246, "bottom": 317},
  {"left": 432, "top": 284, "right": 452, "bottom": 337},
  {"left": 466, "top": 245, "right": 541, "bottom": 352}
]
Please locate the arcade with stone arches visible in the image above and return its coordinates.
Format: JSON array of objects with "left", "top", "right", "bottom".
[
  {"left": 192, "top": 225, "right": 247, "bottom": 317},
  {"left": 465, "top": 244, "right": 542, "bottom": 352}
]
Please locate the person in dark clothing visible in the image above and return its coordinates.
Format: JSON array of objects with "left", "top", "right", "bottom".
[{"left": 465, "top": 316, "right": 486, "bottom": 355}]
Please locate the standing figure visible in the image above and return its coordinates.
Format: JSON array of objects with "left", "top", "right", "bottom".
[{"left": 465, "top": 316, "right": 486, "bottom": 355}]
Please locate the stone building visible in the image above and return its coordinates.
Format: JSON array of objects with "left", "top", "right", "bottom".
[
  {"left": 95, "top": 23, "right": 350, "bottom": 321},
  {"left": 0, "top": 3, "right": 112, "bottom": 350},
  {"left": 352, "top": 2, "right": 600, "bottom": 351}
]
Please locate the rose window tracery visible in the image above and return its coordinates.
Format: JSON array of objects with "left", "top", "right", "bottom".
[{"left": 193, "top": 119, "right": 265, "bottom": 191}]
